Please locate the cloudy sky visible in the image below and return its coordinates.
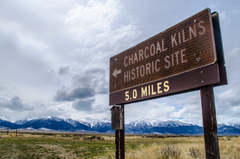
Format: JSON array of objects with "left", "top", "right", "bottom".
[{"left": 0, "top": 0, "right": 240, "bottom": 124}]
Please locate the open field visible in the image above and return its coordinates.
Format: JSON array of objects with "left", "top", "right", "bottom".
[{"left": 0, "top": 130, "right": 239, "bottom": 159}]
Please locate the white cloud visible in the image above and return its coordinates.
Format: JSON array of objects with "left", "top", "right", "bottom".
[
  {"left": 170, "top": 94, "right": 202, "bottom": 124},
  {"left": 92, "top": 94, "right": 109, "bottom": 112},
  {"left": 217, "top": 84, "right": 240, "bottom": 107},
  {"left": 215, "top": 84, "right": 240, "bottom": 123},
  {"left": 46, "top": 103, "right": 76, "bottom": 113},
  {"left": 219, "top": 11, "right": 230, "bottom": 28},
  {"left": 61, "top": 0, "right": 141, "bottom": 67},
  {"left": 125, "top": 101, "right": 176, "bottom": 122},
  {"left": 62, "top": 0, "right": 120, "bottom": 44},
  {"left": 224, "top": 47, "right": 240, "bottom": 85},
  {"left": 225, "top": 47, "right": 240, "bottom": 67}
]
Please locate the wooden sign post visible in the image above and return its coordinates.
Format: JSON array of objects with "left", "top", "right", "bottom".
[
  {"left": 111, "top": 105, "right": 125, "bottom": 159},
  {"left": 109, "top": 8, "right": 227, "bottom": 159},
  {"left": 199, "top": 11, "right": 224, "bottom": 159},
  {"left": 201, "top": 85, "right": 220, "bottom": 158}
]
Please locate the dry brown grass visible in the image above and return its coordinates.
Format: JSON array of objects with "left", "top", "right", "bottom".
[
  {"left": 102, "top": 136, "right": 240, "bottom": 159},
  {"left": 1, "top": 131, "right": 239, "bottom": 159},
  {"left": 219, "top": 136, "right": 240, "bottom": 159}
]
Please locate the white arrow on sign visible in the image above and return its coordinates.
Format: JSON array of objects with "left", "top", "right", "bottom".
[{"left": 113, "top": 68, "right": 122, "bottom": 78}]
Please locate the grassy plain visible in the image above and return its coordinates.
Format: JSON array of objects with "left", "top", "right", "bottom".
[{"left": 0, "top": 130, "right": 239, "bottom": 159}]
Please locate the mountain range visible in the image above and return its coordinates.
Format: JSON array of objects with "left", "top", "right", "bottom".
[{"left": 1, "top": 116, "right": 240, "bottom": 135}]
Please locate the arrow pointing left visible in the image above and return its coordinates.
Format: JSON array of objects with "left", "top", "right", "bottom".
[{"left": 113, "top": 68, "right": 122, "bottom": 78}]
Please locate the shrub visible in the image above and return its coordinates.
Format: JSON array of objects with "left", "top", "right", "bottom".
[
  {"left": 188, "top": 147, "right": 201, "bottom": 158},
  {"left": 73, "top": 134, "right": 84, "bottom": 137},
  {"left": 83, "top": 135, "right": 105, "bottom": 140},
  {"left": 73, "top": 136, "right": 80, "bottom": 140},
  {"left": 89, "top": 135, "right": 97, "bottom": 139},
  {"left": 157, "top": 135, "right": 166, "bottom": 138},
  {"left": 155, "top": 145, "right": 181, "bottom": 159},
  {"left": 61, "top": 134, "right": 72, "bottom": 137}
]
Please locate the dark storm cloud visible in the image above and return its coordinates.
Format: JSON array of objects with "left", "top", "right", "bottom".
[
  {"left": 72, "top": 99, "right": 95, "bottom": 111},
  {"left": 54, "top": 86, "right": 95, "bottom": 101},
  {"left": 72, "top": 67, "right": 108, "bottom": 94},
  {"left": 0, "top": 96, "right": 34, "bottom": 112},
  {"left": 59, "top": 66, "right": 70, "bottom": 75},
  {"left": 54, "top": 66, "right": 108, "bottom": 102}
]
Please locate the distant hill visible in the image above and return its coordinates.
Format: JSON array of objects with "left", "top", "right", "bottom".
[{"left": 1, "top": 116, "right": 240, "bottom": 135}]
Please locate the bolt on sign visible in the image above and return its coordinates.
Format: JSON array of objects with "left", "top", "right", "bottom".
[{"left": 110, "top": 8, "right": 220, "bottom": 105}]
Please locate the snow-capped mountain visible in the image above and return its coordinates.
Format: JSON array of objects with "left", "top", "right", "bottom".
[
  {"left": 78, "top": 117, "right": 111, "bottom": 128},
  {"left": 129, "top": 119, "right": 194, "bottom": 127},
  {"left": 0, "top": 118, "right": 20, "bottom": 129},
  {"left": 0, "top": 116, "right": 19, "bottom": 123},
  {"left": 14, "top": 116, "right": 37, "bottom": 125},
  {"left": 1, "top": 116, "right": 240, "bottom": 135},
  {"left": 125, "top": 119, "right": 203, "bottom": 135}
]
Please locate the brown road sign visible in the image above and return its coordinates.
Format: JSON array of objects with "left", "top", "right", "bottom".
[
  {"left": 110, "top": 63, "right": 220, "bottom": 105},
  {"left": 110, "top": 8, "right": 217, "bottom": 97}
]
